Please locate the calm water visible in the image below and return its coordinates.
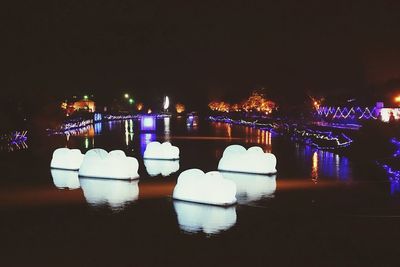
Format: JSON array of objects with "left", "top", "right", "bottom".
[{"left": 1, "top": 117, "right": 399, "bottom": 266}]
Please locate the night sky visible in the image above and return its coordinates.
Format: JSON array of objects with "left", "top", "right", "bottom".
[{"left": 2, "top": 0, "right": 400, "bottom": 106}]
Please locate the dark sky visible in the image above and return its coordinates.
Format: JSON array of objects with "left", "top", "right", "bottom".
[{"left": 2, "top": 0, "right": 400, "bottom": 106}]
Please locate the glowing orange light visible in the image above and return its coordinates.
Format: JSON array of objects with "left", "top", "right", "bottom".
[
  {"left": 395, "top": 95, "right": 400, "bottom": 103},
  {"left": 175, "top": 103, "right": 185, "bottom": 114},
  {"left": 136, "top": 102, "right": 144, "bottom": 111}
]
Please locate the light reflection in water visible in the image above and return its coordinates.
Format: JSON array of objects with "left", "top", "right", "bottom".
[
  {"left": 94, "top": 122, "right": 102, "bottom": 135},
  {"left": 221, "top": 173, "right": 276, "bottom": 204},
  {"left": 244, "top": 127, "right": 272, "bottom": 152},
  {"left": 173, "top": 201, "right": 237, "bottom": 235},
  {"left": 79, "top": 178, "right": 139, "bottom": 211},
  {"left": 297, "top": 145, "right": 351, "bottom": 181},
  {"left": 50, "top": 169, "right": 80, "bottom": 190},
  {"left": 311, "top": 151, "right": 318, "bottom": 183},
  {"left": 140, "top": 133, "right": 156, "bottom": 155},
  {"left": 390, "top": 180, "right": 400, "bottom": 195},
  {"left": 124, "top": 120, "right": 134, "bottom": 147},
  {"left": 164, "top": 117, "right": 170, "bottom": 141},
  {"left": 144, "top": 159, "right": 180, "bottom": 177}
]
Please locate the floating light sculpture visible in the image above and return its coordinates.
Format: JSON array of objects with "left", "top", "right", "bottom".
[
  {"left": 144, "top": 141, "right": 179, "bottom": 160},
  {"left": 50, "top": 148, "right": 84, "bottom": 171},
  {"left": 144, "top": 159, "right": 180, "bottom": 177},
  {"left": 218, "top": 145, "right": 277, "bottom": 175},
  {"left": 51, "top": 169, "right": 80, "bottom": 190},
  {"left": 78, "top": 149, "right": 139, "bottom": 180},
  {"left": 173, "top": 201, "right": 237, "bottom": 235},
  {"left": 172, "top": 169, "right": 237, "bottom": 206}
]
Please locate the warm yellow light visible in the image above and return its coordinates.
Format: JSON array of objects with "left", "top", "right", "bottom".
[
  {"left": 124, "top": 93, "right": 129, "bottom": 99},
  {"left": 395, "top": 95, "right": 400, "bottom": 103},
  {"left": 147, "top": 108, "right": 152, "bottom": 114},
  {"left": 136, "top": 102, "right": 144, "bottom": 111},
  {"left": 175, "top": 103, "right": 185, "bottom": 114}
]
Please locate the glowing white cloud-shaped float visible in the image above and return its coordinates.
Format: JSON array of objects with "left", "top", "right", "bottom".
[
  {"left": 218, "top": 145, "right": 277, "bottom": 175},
  {"left": 78, "top": 149, "right": 139, "bottom": 180},
  {"left": 143, "top": 141, "right": 180, "bottom": 160},
  {"left": 173, "top": 169, "right": 237, "bottom": 206},
  {"left": 50, "top": 148, "right": 84, "bottom": 170},
  {"left": 50, "top": 169, "right": 80, "bottom": 190},
  {"left": 221, "top": 172, "right": 276, "bottom": 204},
  {"left": 144, "top": 159, "right": 180, "bottom": 177},
  {"left": 173, "top": 201, "right": 237, "bottom": 235},
  {"left": 79, "top": 178, "right": 139, "bottom": 211}
]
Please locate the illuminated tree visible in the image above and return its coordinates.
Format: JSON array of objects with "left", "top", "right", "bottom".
[{"left": 241, "top": 91, "right": 276, "bottom": 113}]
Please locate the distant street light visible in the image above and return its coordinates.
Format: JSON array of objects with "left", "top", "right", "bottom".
[
  {"left": 124, "top": 93, "right": 129, "bottom": 99},
  {"left": 84, "top": 95, "right": 89, "bottom": 100},
  {"left": 129, "top": 98, "right": 134, "bottom": 104}
]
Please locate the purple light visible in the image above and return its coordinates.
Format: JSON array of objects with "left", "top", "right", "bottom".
[{"left": 141, "top": 116, "right": 156, "bottom": 131}]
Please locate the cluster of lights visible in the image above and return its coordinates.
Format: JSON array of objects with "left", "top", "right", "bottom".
[
  {"left": 209, "top": 116, "right": 276, "bottom": 131},
  {"left": 292, "top": 129, "right": 353, "bottom": 149},
  {"left": 209, "top": 91, "right": 276, "bottom": 114},
  {"left": 61, "top": 119, "right": 93, "bottom": 131},
  {"left": 317, "top": 106, "right": 377, "bottom": 120},
  {"left": 391, "top": 138, "right": 400, "bottom": 157},
  {"left": 0, "top": 131, "right": 28, "bottom": 151},
  {"left": 104, "top": 114, "right": 140, "bottom": 121}
]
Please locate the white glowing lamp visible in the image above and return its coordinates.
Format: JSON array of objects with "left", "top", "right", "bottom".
[
  {"left": 50, "top": 148, "right": 84, "bottom": 171},
  {"left": 51, "top": 169, "right": 80, "bottom": 190},
  {"left": 143, "top": 141, "right": 180, "bottom": 160},
  {"left": 173, "top": 201, "right": 237, "bottom": 235},
  {"left": 163, "top": 96, "right": 169, "bottom": 110},
  {"left": 173, "top": 169, "right": 237, "bottom": 206},
  {"left": 218, "top": 145, "right": 277, "bottom": 175},
  {"left": 78, "top": 149, "right": 139, "bottom": 180},
  {"left": 80, "top": 178, "right": 139, "bottom": 210},
  {"left": 144, "top": 159, "right": 180, "bottom": 177}
]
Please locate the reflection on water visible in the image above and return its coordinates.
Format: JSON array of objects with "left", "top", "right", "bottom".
[
  {"left": 221, "top": 173, "right": 276, "bottom": 204},
  {"left": 124, "top": 120, "right": 134, "bottom": 147},
  {"left": 164, "top": 117, "right": 170, "bottom": 141},
  {"left": 173, "top": 201, "right": 237, "bottom": 235},
  {"left": 144, "top": 159, "right": 180, "bottom": 177},
  {"left": 140, "top": 133, "right": 156, "bottom": 155},
  {"left": 311, "top": 151, "right": 318, "bottom": 183},
  {"left": 390, "top": 179, "right": 400, "bottom": 195},
  {"left": 50, "top": 169, "right": 80, "bottom": 190},
  {"left": 79, "top": 178, "right": 139, "bottom": 211},
  {"left": 296, "top": 144, "right": 351, "bottom": 181},
  {"left": 245, "top": 127, "right": 272, "bottom": 152}
]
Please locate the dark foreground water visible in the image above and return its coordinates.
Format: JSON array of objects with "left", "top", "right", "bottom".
[{"left": 1, "top": 117, "right": 400, "bottom": 266}]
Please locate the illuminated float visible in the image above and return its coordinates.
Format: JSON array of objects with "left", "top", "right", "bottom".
[
  {"left": 172, "top": 169, "right": 237, "bottom": 206},
  {"left": 78, "top": 149, "right": 139, "bottom": 180},
  {"left": 143, "top": 141, "right": 180, "bottom": 160},
  {"left": 50, "top": 169, "right": 80, "bottom": 190},
  {"left": 144, "top": 159, "right": 180, "bottom": 177},
  {"left": 218, "top": 145, "right": 277, "bottom": 175},
  {"left": 50, "top": 148, "right": 84, "bottom": 170},
  {"left": 80, "top": 178, "right": 139, "bottom": 210},
  {"left": 173, "top": 201, "right": 237, "bottom": 235},
  {"left": 221, "top": 173, "right": 276, "bottom": 204}
]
